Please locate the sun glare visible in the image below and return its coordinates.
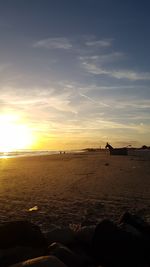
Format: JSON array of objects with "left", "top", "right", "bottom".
[{"left": 0, "top": 114, "right": 33, "bottom": 152}]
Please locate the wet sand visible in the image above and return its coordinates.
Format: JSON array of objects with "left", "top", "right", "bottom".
[{"left": 0, "top": 151, "right": 150, "bottom": 231}]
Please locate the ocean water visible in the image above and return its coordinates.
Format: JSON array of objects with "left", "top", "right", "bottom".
[{"left": 0, "top": 149, "right": 83, "bottom": 158}]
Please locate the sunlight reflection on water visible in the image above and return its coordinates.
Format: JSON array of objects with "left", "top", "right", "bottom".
[{"left": 0, "top": 150, "right": 84, "bottom": 159}]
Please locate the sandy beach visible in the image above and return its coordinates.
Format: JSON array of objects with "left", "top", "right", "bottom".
[{"left": 0, "top": 151, "right": 150, "bottom": 231}]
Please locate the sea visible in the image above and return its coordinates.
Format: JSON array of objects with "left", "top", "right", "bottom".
[{"left": 0, "top": 149, "right": 84, "bottom": 159}]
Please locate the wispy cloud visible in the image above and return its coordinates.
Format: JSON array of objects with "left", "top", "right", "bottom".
[
  {"left": 85, "top": 39, "right": 113, "bottom": 48},
  {"left": 0, "top": 87, "right": 77, "bottom": 114},
  {"left": 79, "top": 93, "right": 109, "bottom": 107},
  {"left": 109, "top": 70, "right": 150, "bottom": 80},
  {"left": 80, "top": 52, "right": 124, "bottom": 65},
  {"left": 110, "top": 99, "right": 150, "bottom": 110},
  {"left": 79, "top": 41, "right": 150, "bottom": 81},
  {"left": 82, "top": 58, "right": 150, "bottom": 81},
  {"left": 33, "top": 37, "right": 72, "bottom": 50},
  {"left": 1, "top": 81, "right": 150, "bottom": 148},
  {"left": 33, "top": 36, "right": 114, "bottom": 52}
]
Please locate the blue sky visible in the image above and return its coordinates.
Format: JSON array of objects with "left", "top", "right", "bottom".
[{"left": 0, "top": 0, "right": 150, "bottom": 149}]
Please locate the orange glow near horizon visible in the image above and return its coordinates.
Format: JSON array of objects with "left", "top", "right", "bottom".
[{"left": 0, "top": 114, "right": 34, "bottom": 152}]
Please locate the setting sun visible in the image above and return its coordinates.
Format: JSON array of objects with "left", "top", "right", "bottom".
[{"left": 0, "top": 114, "right": 34, "bottom": 152}]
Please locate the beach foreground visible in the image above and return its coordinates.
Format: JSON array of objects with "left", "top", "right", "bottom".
[{"left": 0, "top": 151, "right": 150, "bottom": 230}]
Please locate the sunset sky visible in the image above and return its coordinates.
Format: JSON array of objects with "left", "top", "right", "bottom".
[{"left": 0, "top": 0, "right": 150, "bottom": 150}]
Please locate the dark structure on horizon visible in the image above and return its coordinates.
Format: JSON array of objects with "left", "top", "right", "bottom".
[{"left": 105, "top": 142, "right": 128, "bottom": 155}]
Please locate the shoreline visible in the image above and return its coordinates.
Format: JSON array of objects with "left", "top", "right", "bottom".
[{"left": 0, "top": 149, "right": 86, "bottom": 159}]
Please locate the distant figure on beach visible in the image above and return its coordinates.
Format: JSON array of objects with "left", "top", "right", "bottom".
[{"left": 105, "top": 142, "right": 128, "bottom": 155}]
